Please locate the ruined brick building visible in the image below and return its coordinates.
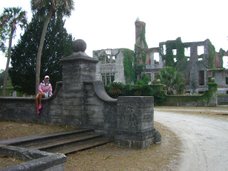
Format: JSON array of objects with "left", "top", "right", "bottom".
[{"left": 93, "top": 19, "right": 228, "bottom": 94}]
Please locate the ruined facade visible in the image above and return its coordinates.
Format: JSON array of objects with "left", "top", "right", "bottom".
[
  {"left": 93, "top": 48, "right": 134, "bottom": 85},
  {"left": 159, "top": 39, "right": 211, "bottom": 93},
  {"left": 94, "top": 20, "right": 228, "bottom": 94}
]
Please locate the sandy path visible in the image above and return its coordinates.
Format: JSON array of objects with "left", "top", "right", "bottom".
[
  {"left": 0, "top": 121, "right": 181, "bottom": 171},
  {"left": 155, "top": 109, "right": 228, "bottom": 171}
]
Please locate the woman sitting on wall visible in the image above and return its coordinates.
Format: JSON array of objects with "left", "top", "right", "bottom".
[{"left": 35, "top": 75, "right": 52, "bottom": 115}]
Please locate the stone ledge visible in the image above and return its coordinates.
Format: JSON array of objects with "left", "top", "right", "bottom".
[
  {"left": 0, "top": 145, "right": 66, "bottom": 171},
  {"left": 61, "top": 52, "right": 98, "bottom": 63}
]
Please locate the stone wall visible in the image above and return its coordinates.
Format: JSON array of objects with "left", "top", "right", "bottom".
[
  {"left": 162, "top": 82, "right": 218, "bottom": 107},
  {"left": 0, "top": 82, "right": 63, "bottom": 125},
  {"left": 0, "top": 81, "right": 118, "bottom": 135},
  {"left": 115, "top": 96, "right": 158, "bottom": 148},
  {"left": 0, "top": 97, "right": 37, "bottom": 122},
  {"left": 0, "top": 39, "right": 159, "bottom": 148},
  {"left": 213, "top": 70, "right": 228, "bottom": 94},
  {"left": 83, "top": 81, "right": 117, "bottom": 136},
  {"left": 218, "top": 95, "right": 228, "bottom": 105}
]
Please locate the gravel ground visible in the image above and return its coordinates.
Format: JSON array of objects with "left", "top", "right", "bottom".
[
  {"left": 155, "top": 106, "right": 228, "bottom": 171},
  {"left": 156, "top": 106, "right": 228, "bottom": 116},
  {"left": 0, "top": 120, "right": 181, "bottom": 171},
  {"left": 65, "top": 122, "right": 181, "bottom": 171}
]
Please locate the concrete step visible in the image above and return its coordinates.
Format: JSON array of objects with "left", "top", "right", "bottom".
[
  {"left": 0, "top": 128, "right": 111, "bottom": 155},
  {"left": 46, "top": 137, "right": 111, "bottom": 154},
  {"left": 28, "top": 132, "right": 103, "bottom": 150},
  {"left": 0, "top": 129, "right": 93, "bottom": 146},
  {"left": 19, "top": 131, "right": 97, "bottom": 148}
]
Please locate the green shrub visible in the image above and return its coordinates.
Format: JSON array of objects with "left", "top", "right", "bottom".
[
  {"left": 105, "top": 82, "right": 125, "bottom": 98},
  {"left": 105, "top": 82, "right": 166, "bottom": 105}
]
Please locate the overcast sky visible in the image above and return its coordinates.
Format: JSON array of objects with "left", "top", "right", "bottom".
[{"left": 1, "top": 0, "right": 228, "bottom": 70}]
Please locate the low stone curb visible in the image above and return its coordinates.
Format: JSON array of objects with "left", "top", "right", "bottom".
[{"left": 0, "top": 145, "right": 66, "bottom": 171}]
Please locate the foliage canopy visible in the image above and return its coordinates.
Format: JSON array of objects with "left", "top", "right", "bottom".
[{"left": 9, "top": 12, "right": 73, "bottom": 95}]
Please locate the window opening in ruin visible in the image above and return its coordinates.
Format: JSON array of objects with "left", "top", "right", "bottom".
[
  {"left": 185, "top": 47, "right": 190, "bottom": 57},
  {"left": 199, "top": 70, "right": 205, "bottom": 85},
  {"left": 162, "top": 45, "right": 166, "bottom": 55},
  {"left": 197, "top": 46, "right": 204, "bottom": 56},
  {"left": 197, "top": 46, "right": 204, "bottom": 62},
  {"left": 155, "top": 61, "right": 159, "bottom": 65},
  {"left": 172, "top": 49, "right": 177, "bottom": 56},
  {"left": 226, "top": 77, "right": 228, "bottom": 85},
  {"left": 101, "top": 73, "right": 115, "bottom": 86},
  {"left": 223, "top": 56, "right": 228, "bottom": 69},
  {"left": 102, "top": 54, "right": 116, "bottom": 64},
  {"left": 154, "top": 52, "right": 159, "bottom": 64},
  {"left": 105, "top": 49, "right": 111, "bottom": 55},
  {"left": 198, "top": 56, "right": 203, "bottom": 61},
  {"left": 112, "top": 56, "right": 116, "bottom": 62},
  {"left": 107, "top": 55, "right": 111, "bottom": 63}
]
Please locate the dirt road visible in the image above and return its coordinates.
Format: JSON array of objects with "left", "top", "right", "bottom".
[{"left": 155, "top": 108, "right": 228, "bottom": 171}]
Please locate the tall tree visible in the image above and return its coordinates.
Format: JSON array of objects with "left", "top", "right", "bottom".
[
  {"left": 31, "top": 0, "right": 74, "bottom": 93},
  {"left": 0, "top": 7, "right": 27, "bottom": 96},
  {"left": 9, "top": 12, "right": 73, "bottom": 95}
]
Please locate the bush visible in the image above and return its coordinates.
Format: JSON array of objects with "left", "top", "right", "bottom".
[
  {"left": 105, "top": 82, "right": 125, "bottom": 98},
  {"left": 105, "top": 82, "right": 166, "bottom": 105}
]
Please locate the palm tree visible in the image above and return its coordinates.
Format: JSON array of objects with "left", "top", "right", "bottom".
[
  {"left": 159, "top": 66, "right": 185, "bottom": 95},
  {"left": 0, "top": 7, "right": 27, "bottom": 96},
  {"left": 31, "top": 0, "right": 74, "bottom": 93}
]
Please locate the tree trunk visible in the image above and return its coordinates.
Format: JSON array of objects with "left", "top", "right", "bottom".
[
  {"left": 35, "top": 12, "right": 52, "bottom": 94},
  {"left": 2, "top": 28, "right": 14, "bottom": 96}
]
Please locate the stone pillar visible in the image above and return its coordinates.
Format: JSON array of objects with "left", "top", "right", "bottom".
[
  {"left": 150, "top": 52, "right": 154, "bottom": 67},
  {"left": 115, "top": 96, "right": 157, "bottom": 148},
  {"left": 159, "top": 54, "right": 163, "bottom": 68},
  {"left": 190, "top": 44, "right": 198, "bottom": 93},
  {"left": 135, "top": 19, "right": 147, "bottom": 49},
  {"left": 207, "top": 82, "right": 218, "bottom": 107},
  {"left": 61, "top": 39, "right": 98, "bottom": 126}
]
